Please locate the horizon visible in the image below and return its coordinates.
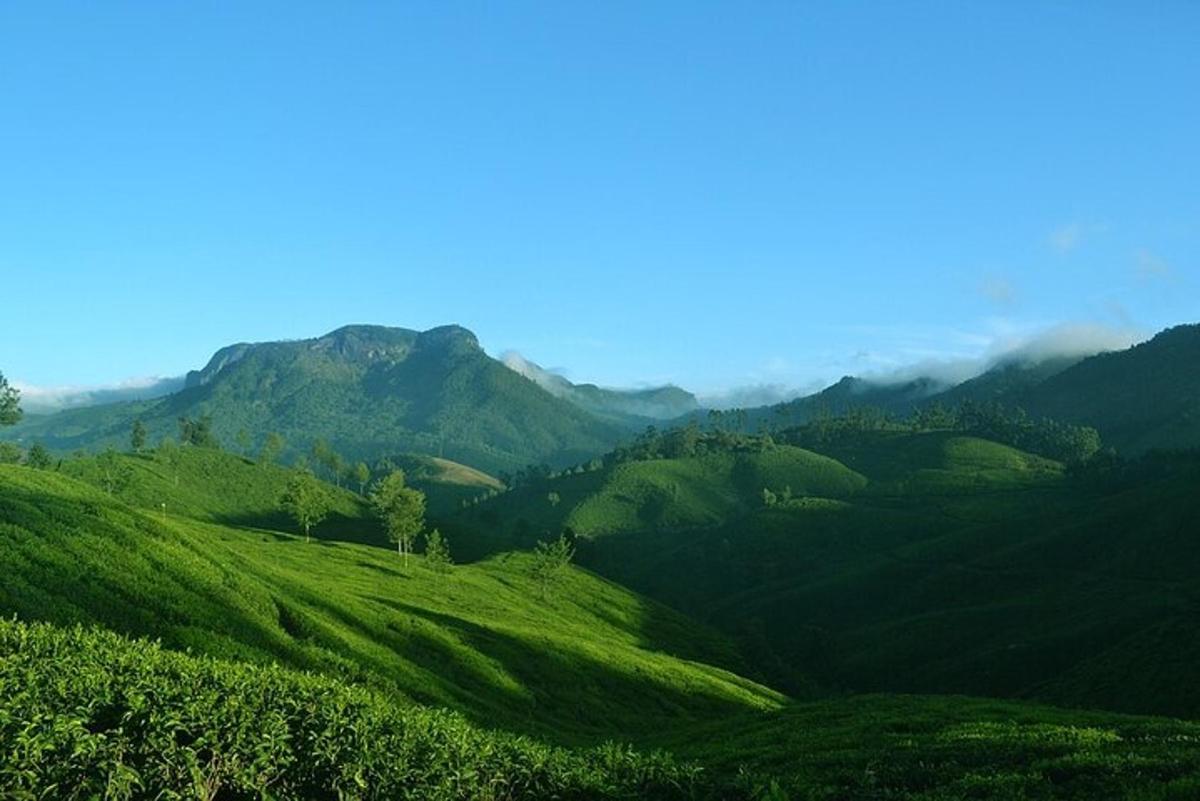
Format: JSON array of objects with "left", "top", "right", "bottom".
[
  {"left": 9, "top": 316, "right": 1167, "bottom": 414},
  {"left": 3, "top": 3, "right": 1198, "bottom": 398}
]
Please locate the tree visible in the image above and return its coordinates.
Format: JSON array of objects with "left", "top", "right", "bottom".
[
  {"left": 370, "top": 470, "right": 426, "bottom": 565},
  {"left": 353, "top": 462, "right": 371, "bottom": 495},
  {"left": 235, "top": 428, "right": 252, "bottom": 455},
  {"left": 0, "top": 443, "right": 21, "bottom": 464},
  {"left": 0, "top": 372, "right": 21, "bottom": 427},
  {"left": 311, "top": 439, "right": 345, "bottom": 487},
  {"left": 547, "top": 491, "right": 561, "bottom": 507},
  {"left": 96, "top": 447, "right": 134, "bottom": 495},
  {"left": 423, "top": 529, "right": 453, "bottom": 574},
  {"left": 279, "top": 468, "right": 330, "bottom": 544},
  {"left": 329, "top": 452, "right": 345, "bottom": 488},
  {"left": 259, "top": 432, "right": 285, "bottom": 466},
  {"left": 155, "top": 437, "right": 182, "bottom": 486},
  {"left": 529, "top": 534, "right": 575, "bottom": 600},
  {"left": 25, "top": 443, "right": 52, "bottom": 469},
  {"left": 178, "top": 415, "right": 219, "bottom": 448},
  {"left": 130, "top": 420, "right": 148, "bottom": 453}
]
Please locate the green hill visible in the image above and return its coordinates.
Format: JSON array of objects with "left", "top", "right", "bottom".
[
  {"left": 452, "top": 428, "right": 1200, "bottom": 717},
  {"left": 660, "top": 694, "right": 1200, "bottom": 801},
  {"left": 0, "top": 455, "right": 781, "bottom": 743},
  {"left": 448, "top": 442, "right": 865, "bottom": 557},
  {"left": 6, "top": 437, "right": 1200, "bottom": 798},
  {"left": 1, "top": 325, "right": 632, "bottom": 474},
  {"left": 387, "top": 452, "right": 506, "bottom": 517}
]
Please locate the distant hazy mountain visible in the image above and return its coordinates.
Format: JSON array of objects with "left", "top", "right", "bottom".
[
  {"left": 17, "top": 376, "right": 185, "bottom": 414},
  {"left": 931, "top": 355, "right": 1083, "bottom": 409},
  {"left": 3, "top": 324, "right": 634, "bottom": 472},
  {"left": 500, "top": 352, "right": 698, "bottom": 423},
  {"left": 723, "top": 323, "right": 1200, "bottom": 454}
]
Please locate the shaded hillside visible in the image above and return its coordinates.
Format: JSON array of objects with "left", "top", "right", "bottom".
[
  {"left": 1007, "top": 324, "right": 1200, "bottom": 453},
  {"left": 659, "top": 694, "right": 1200, "bottom": 801},
  {"left": 450, "top": 428, "right": 1200, "bottom": 717},
  {"left": 2, "top": 325, "right": 631, "bottom": 473}
]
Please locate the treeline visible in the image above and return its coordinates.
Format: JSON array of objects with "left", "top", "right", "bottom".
[
  {"left": 769, "top": 400, "right": 1103, "bottom": 465},
  {"left": 476, "top": 403, "right": 1102, "bottom": 506}
]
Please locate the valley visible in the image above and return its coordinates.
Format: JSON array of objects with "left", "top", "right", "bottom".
[{"left": 3, "top": 322, "right": 1200, "bottom": 798}]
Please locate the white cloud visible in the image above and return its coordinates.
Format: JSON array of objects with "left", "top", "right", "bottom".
[
  {"left": 860, "top": 321, "right": 1144, "bottom": 387},
  {"left": 1135, "top": 249, "right": 1175, "bottom": 282},
  {"left": 979, "top": 275, "right": 1017, "bottom": 306},
  {"left": 1049, "top": 223, "right": 1084, "bottom": 253},
  {"left": 13, "top": 376, "right": 184, "bottom": 413}
]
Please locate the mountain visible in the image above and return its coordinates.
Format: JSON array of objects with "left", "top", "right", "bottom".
[
  {"left": 916, "top": 324, "right": 1200, "bottom": 453},
  {"left": 2, "top": 324, "right": 638, "bottom": 473},
  {"left": 501, "top": 351, "right": 699, "bottom": 423},
  {"left": 715, "top": 323, "right": 1200, "bottom": 455},
  {"left": 1003, "top": 324, "right": 1200, "bottom": 453},
  {"left": 932, "top": 354, "right": 1083, "bottom": 408}
]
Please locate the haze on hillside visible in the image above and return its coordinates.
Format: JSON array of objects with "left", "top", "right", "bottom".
[{"left": 1, "top": 4, "right": 1198, "bottom": 800}]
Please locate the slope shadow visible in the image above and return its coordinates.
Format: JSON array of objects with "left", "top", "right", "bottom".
[
  {"left": 214, "top": 509, "right": 385, "bottom": 547},
  {"left": 324, "top": 592, "right": 778, "bottom": 745}
]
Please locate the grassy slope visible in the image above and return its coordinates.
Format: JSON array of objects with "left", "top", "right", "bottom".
[
  {"left": 389, "top": 453, "right": 506, "bottom": 518},
  {"left": 449, "top": 445, "right": 866, "bottom": 558},
  {"left": 0, "top": 456, "right": 781, "bottom": 744},
  {"left": 454, "top": 431, "right": 1200, "bottom": 717},
  {"left": 661, "top": 694, "right": 1200, "bottom": 801},
  {"left": 61, "top": 446, "right": 377, "bottom": 539}
]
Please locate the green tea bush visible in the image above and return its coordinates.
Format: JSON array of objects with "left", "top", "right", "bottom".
[{"left": 0, "top": 619, "right": 711, "bottom": 800}]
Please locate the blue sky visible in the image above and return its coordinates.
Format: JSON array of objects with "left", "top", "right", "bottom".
[{"left": 2, "top": 2, "right": 1197, "bottom": 401}]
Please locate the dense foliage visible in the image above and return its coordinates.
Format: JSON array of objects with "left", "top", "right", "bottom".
[
  {"left": 0, "top": 619, "right": 709, "bottom": 800},
  {"left": 0, "top": 371, "right": 20, "bottom": 427}
]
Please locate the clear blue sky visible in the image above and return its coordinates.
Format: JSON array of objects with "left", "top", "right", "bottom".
[{"left": 2, "top": 2, "right": 1197, "bottom": 398}]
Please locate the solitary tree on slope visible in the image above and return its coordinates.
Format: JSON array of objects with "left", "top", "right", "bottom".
[
  {"left": 280, "top": 468, "right": 331, "bottom": 544},
  {"left": 370, "top": 469, "right": 426, "bottom": 566}
]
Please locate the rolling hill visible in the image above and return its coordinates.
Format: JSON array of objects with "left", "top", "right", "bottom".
[
  {"left": 4, "top": 447, "right": 1200, "bottom": 798},
  {"left": 0, "top": 453, "right": 781, "bottom": 743},
  {"left": 449, "top": 427, "right": 1200, "bottom": 717}
]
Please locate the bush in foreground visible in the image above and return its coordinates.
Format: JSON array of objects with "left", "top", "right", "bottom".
[{"left": 0, "top": 619, "right": 707, "bottom": 800}]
